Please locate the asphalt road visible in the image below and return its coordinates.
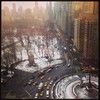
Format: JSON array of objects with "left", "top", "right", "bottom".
[
  {"left": 1, "top": 26, "right": 78, "bottom": 99},
  {"left": 24, "top": 63, "right": 76, "bottom": 99}
]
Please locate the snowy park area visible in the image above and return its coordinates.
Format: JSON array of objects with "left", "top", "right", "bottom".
[{"left": 15, "top": 35, "right": 64, "bottom": 73}]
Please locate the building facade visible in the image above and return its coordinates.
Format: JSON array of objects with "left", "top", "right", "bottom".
[
  {"left": 53, "top": 2, "right": 73, "bottom": 38},
  {"left": 73, "top": 1, "right": 98, "bottom": 61}
]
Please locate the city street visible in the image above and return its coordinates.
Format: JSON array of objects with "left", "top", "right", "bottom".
[
  {"left": 1, "top": 2, "right": 99, "bottom": 99},
  {"left": 1, "top": 23, "right": 99, "bottom": 99},
  {"left": 1, "top": 22, "right": 70, "bottom": 99}
]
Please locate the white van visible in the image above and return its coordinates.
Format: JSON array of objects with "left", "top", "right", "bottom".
[{"left": 38, "top": 82, "right": 43, "bottom": 90}]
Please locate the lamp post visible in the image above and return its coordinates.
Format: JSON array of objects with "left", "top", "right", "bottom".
[{"left": 88, "top": 65, "right": 92, "bottom": 89}]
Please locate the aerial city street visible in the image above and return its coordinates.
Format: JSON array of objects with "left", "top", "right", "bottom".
[{"left": 1, "top": 1, "right": 99, "bottom": 99}]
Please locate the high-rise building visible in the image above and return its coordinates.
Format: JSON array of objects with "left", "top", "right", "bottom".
[
  {"left": 12, "top": 3, "right": 16, "bottom": 12},
  {"left": 73, "top": 16, "right": 85, "bottom": 52},
  {"left": 53, "top": 2, "right": 73, "bottom": 38},
  {"left": 2, "top": 7, "right": 11, "bottom": 29},
  {"left": 73, "top": 1, "right": 98, "bottom": 61},
  {"left": 18, "top": 6, "right": 23, "bottom": 15},
  {"left": 83, "top": 14, "right": 98, "bottom": 60},
  {"left": 33, "top": 2, "right": 40, "bottom": 19},
  {"left": 82, "top": 1, "right": 98, "bottom": 14}
]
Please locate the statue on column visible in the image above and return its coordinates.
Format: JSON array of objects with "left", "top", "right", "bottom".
[{"left": 28, "top": 51, "right": 35, "bottom": 67}]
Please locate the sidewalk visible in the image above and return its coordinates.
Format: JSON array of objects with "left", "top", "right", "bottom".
[{"left": 51, "top": 73, "right": 98, "bottom": 99}]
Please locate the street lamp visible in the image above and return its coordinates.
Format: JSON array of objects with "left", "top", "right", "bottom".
[{"left": 88, "top": 65, "right": 92, "bottom": 89}]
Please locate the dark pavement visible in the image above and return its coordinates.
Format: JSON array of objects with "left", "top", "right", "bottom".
[
  {"left": 1, "top": 68, "right": 33, "bottom": 99},
  {"left": 1, "top": 57, "right": 78, "bottom": 99},
  {"left": 23, "top": 63, "right": 77, "bottom": 99}
]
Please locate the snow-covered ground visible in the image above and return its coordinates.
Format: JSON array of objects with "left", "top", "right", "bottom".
[
  {"left": 15, "top": 61, "right": 38, "bottom": 73},
  {"left": 15, "top": 35, "right": 63, "bottom": 72}
]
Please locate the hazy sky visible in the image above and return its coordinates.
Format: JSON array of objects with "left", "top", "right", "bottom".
[{"left": 2, "top": 1, "right": 51, "bottom": 10}]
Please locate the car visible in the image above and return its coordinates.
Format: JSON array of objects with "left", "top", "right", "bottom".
[
  {"left": 33, "top": 81, "right": 38, "bottom": 86},
  {"left": 34, "top": 93, "right": 38, "bottom": 99},
  {"left": 47, "top": 69, "right": 52, "bottom": 73},
  {"left": 49, "top": 80, "right": 53, "bottom": 85},
  {"left": 40, "top": 91, "right": 44, "bottom": 97},
  {"left": 46, "top": 85, "right": 50, "bottom": 90},
  {"left": 28, "top": 79, "right": 33, "bottom": 85},
  {"left": 48, "top": 77, "right": 52, "bottom": 80},
  {"left": 38, "top": 71, "right": 45, "bottom": 77},
  {"left": 68, "top": 63, "right": 71, "bottom": 67},
  {"left": 44, "top": 82, "right": 48, "bottom": 87},
  {"left": 40, "top": 76, "right": 44, "bottom": 79},
  {"left": 38, "top": 82, "right": 43, "bottom": 90},
  {"left": 46, "top": 90, "right": 49, "bottom": 98}
]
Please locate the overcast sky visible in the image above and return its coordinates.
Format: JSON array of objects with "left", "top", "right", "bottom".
[{"left": 1, "top": 1, "right": 52, "bottom": 10}]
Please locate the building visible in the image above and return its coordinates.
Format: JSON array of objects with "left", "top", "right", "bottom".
[
  {"left": 83, "top": 14, "right": 98, "bottom": 60},
  {"left": 53, "top": 2, "right": 73, "bottom": 38},
  {"left": 73, "top": 1, "right": 98, "bottom": 61},
  {"left": 33, "top": 2, "right": 45, "bottom": 28},
  {"left": 82, "top": 1, "right": 98, "bottom": 14},
  {"left": 2, "top": 7, "right": 11, "bottom": 30}
]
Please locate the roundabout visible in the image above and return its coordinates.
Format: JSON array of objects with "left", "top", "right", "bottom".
[{"left": 51, "top": 74, "right": 98, "bottom": 99}]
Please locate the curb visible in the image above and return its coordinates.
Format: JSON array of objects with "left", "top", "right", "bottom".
[{"left": 51, "top": 73, "right": 77, "bottom": 99}]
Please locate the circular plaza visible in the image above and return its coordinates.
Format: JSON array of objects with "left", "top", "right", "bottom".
[{"left": 51, "top": 74, "right": 98, "bottom": 99}]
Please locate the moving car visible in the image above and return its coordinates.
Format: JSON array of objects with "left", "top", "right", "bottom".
[
  {"left": 33, "top": 81, "right": 38, "bottom": 86},
  {"left": 49, "top": 80, "right": 53, "bottom": 85},
  {"left": 28, "top": 79, "right": 33, "bottom": 85},
  {"left": 68, "top": 63, "right": 71, "bottom": 67},
  {"left": 40, "top": 75, "right": 44, "bottom": 79},
  {"left": 34, "top": 93, "right": 38, "bottom": 99},
  {"left": 47, "top": 69, "right": 52, "bottom": 73},
  {"left": 46, "top": 85, "right": 50, "bottom": 90},
  {"left": 38, "top": 71, "right": 45, "bottom": 77},
  {"left": 44, "top": 82, "right": 48, "bottom": 87},
  {"left": 38, "top": 82, "right": 43, "bottom": 90},
  {"left": 48, "top": 77, "right": 52, "bottom": 80},
  {"left": 40, "top": 91, "right": 44, "bottom": 97},
  {"left": 46, "top": 90, "right": 49, "bottom": 98}
]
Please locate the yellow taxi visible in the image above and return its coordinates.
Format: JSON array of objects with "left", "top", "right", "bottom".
[
  {"left": 44, "top": 82, "right": 48, "bottom": 87},
  {"left": 33, "top": 81, "right": 38, "bottom": 86},
  {"left": 46, "top": 85, "right": 50, "bottom": 90},
  {"left": 40, "top": 91, "right": 44, "bottom": 97},
  {"left": 48, "top": 77, "right": 52, "bottom": 80}
]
